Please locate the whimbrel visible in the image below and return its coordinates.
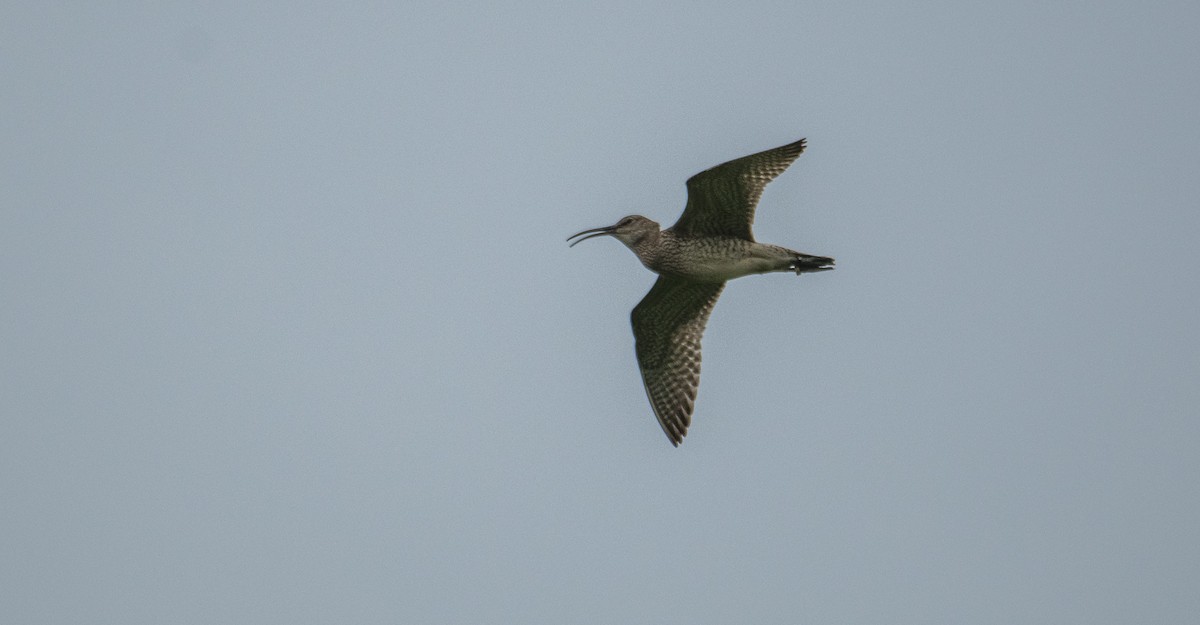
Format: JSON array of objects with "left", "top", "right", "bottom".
[{"left": 568, "top": 138, "right": 833, "bottom": 446}]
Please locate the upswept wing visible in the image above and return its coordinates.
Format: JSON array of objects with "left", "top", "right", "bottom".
[{"left": 671, "top": 138, "right": 807, "bottom": 241}]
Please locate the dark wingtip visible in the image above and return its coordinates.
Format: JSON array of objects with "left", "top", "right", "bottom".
[{"left": 658, "top": 417, "right": 686, "bottom": 447}]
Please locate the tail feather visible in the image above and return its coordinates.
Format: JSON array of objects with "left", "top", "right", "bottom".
[{"left": 789, "top": 253, "right": 835, "bottom": 275}]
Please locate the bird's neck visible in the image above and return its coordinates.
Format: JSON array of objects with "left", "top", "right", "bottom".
[{"left": 628, "top": 229, "right": 665, "bottom": 265}]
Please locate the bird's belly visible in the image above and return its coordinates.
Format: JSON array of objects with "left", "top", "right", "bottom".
[{"left": 651, "top": 254, "right": 775, "bottom": 282}]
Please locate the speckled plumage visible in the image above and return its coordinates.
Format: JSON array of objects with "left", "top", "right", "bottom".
[
  {"left": 630, "top": 277, "right": 724, "bottom": 444},
  {"left": 568, "top": 139, "right": 834, "bottom": 446}
]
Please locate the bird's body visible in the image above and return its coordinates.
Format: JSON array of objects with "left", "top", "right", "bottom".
[
  {"left": 569, "top": 138, "right": 833, "bottom": 446},
  {"left": 631, "top": 230, "right": 823, "bottom": 283}
]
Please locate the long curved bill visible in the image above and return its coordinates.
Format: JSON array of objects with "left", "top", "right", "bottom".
[{"left": 566, "top": 225, "right": 615, "bottom": 247}]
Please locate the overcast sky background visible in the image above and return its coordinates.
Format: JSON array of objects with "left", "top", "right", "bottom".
[{"left": 3, "top": 2, "right": 1199, "bottom": 624}]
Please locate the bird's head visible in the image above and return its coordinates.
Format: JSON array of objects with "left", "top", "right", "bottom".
[{"left": 567, "top": 215, "right": 660, "bottom": 249}]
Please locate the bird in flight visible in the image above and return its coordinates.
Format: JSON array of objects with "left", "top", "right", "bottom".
[{"left": 568, "top": 138, "right": 834, "bottom": 446}]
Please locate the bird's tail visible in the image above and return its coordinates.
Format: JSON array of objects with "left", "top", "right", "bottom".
[{"left": 788, "top": 253, "right": 835, "bottom": 275}]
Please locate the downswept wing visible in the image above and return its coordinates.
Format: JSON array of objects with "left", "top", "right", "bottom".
[
  {"left": 671, "top": 138, "right": 807, "bottom": 241},
  {"left": 631, "top": 276, "right": 726, "bottom": 446}
]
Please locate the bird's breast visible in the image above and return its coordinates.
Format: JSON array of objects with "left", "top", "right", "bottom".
[{"left": 645, "top": 237, "right": 776, "bottom": 282}]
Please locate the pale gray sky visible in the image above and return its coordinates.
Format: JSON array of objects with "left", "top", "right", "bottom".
[{"left": 3, "top": 2, "right": 1199, "bottom": 623}]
